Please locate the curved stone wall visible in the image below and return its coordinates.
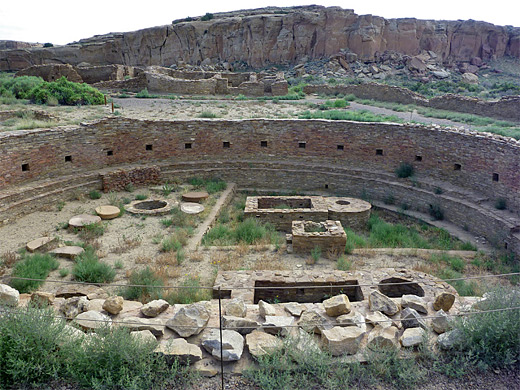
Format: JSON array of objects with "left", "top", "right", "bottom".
[{"left": 0, "top": 117, "right": 518, "bottom": 255}]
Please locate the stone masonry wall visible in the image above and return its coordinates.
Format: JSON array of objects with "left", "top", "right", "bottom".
[
  {"left": 100, "top": 166, "right": 161, "bottom": 192},
  {"left": 303, "top": 83, "right": 520, "bottom": 122},
  {"left": 0, "top": 117, "right": 519, "bottom": 255}
]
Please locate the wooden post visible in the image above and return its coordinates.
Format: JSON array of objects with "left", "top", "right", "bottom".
[{"left": 111, "top": 102, "right": 114, "bottom": 113}]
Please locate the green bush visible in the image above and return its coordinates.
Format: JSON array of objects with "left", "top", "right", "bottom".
[
  {"left": 188, "top": 176, "right": 226, "bottom": 193},
  {"left": 443, "top": 288, "right": 520, "bottom": 371},
  {"left": 73, "top": 248, "right": 115, "bottom": 283},
  {"left": 202, "top": 223, "right": 234, "bottom": 246},
  {"left": 200, "top": 12, "right": 214, "bottom": 21},
  {"left": 30, "top": 76, "right": 104, "bottom": 105},
  {"left": 0, "top": 74, "right": 44, "bottom": 99},
  {"left": 234, "top": 218, "right": 271, "bottom": 245},
  {"left": 299, "top": 109, "right": 402, "bottom": 122},
  {"left": 429, "top": 203, "right": 444, "bottom": 220},
  {"left": 166, "top": 276, "right": 211, "bottom": 304},
  {"left": 395, "top": 162, "right": 414, "bottom": 178},
  {"left": 10, "top": 253, "right": 59, "bottom": 293},
  {"left": 135, "top": 88, "right": 151, "bottom": 98},
  {"left": 337, "top": 255, "right": 351, "bottom": 270},
  {"left": 77, "top": 222, "right": 105, "bottom": 241},
  {"left": 88, "top": 190, "right": 102, "bottom": 199},
  {"left": 495, "top": 198, "right": 507, "bottom": 210},
  {"left": 122, "top": 267, "right": 164, "bottom": 302},
  {"left": 0, "top": 306, "right": 66, "bottom": 387},
  {"left": 198, "top": 111, "right": 217, "bottom": 118}
]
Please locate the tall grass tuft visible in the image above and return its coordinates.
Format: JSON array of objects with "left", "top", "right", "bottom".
[
  {"left": 73, "top": 247, "right": 115, "bottom": 283},
  {"left": 122, "top": 267, "right": 165, "bottom": 303}
]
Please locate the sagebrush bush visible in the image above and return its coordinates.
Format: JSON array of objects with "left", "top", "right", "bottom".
[
  {"left": 0, "top": 306, "right": 66, "bottom": 387},
  {"left": 443, "top": 288, "right": 520, "bottom": 371},
  {"left": 73, "top": 248, "right": 115, "bottom": 283},
  {"left": 395, "top": 162, "right": 414, "bottom": 178},
  {"left": 10, "top": 253, "right": 59, "bottom": 293},
  {"left": 122, "top": 267, "right": 164, "bottom": 302}
]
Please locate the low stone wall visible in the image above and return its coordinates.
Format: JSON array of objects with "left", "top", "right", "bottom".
[
  {"left": 145, "top": 73, "right": 217, "bottom": 95},
  {"left": 76, "top": 65, "right": 136, "bottom": 84},
  {"left": 304, "top": 83, "right": 520, "bottom": 122},
  {"left": 100, "top": 166, "right": 161, "bottom": 192},
  {"left": 15, "top": 64, "right": 83, "bottom": 83}
]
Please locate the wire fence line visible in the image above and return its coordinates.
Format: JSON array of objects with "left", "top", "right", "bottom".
[
  {"left": 1, "top": 303, "right": 519, "bottom": 331},
  {"left": 3, "top": 272, "right": 519, "bottom": 291}
]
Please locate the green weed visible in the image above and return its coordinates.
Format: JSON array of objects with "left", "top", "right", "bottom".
[{"left": 10, "top": 253, "right": 59, "bottom": 293}]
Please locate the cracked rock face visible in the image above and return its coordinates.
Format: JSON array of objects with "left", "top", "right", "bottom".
[
  {"left": 369, "top": 290, "right": 400, "bottom": 316},
  {"left": 1, "top": 6, "right": 517, "bottom": 72}
]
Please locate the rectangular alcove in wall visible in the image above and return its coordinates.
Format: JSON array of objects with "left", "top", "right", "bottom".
[{"left": 253, "top": 280, "right": 364, "bottom": 304}]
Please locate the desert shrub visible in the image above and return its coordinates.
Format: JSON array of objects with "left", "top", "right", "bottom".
[
  {"left": 161, "top": 235, "right": 182, "bottom": 252},
  {"left": 442, "top": 288, "right": 520, "bottom": 372},
  {"left": 368, "top": 214, "right": 430, "bottom": 248},
  {"left": 310, "top": 246, "right": 321, "bottom": 263},
  {"left": 88, "top": 190, "right": 102, "bottom": 199},
  {"left": 395, "top": 162, "right": 414, "bottom": 178},
  {"left": 73, "top": 248, "right": 115, "bottom": 283},
  {"left": 429, "top": 203, "right": 444, "bottom": 220},
  {"left": 77, "top": 222, "right": 105, "bottom": 241},
  {"left": 495, "top": 198, "right": 507, "bottom": 210},
  {"left": 234, "top": 218, "right": 272, "bottom": 245},
  {"left": 62, "top": 326, "right": 192, "bottom": 389},
  {"left": 10, "top": 253, "right": 59, "bottom": 293},
  {"left": 166, "top": 276, "right": 211, "bottom": 304},
  {"left": 200, "top": 12, "right": 214, "bottom": 21},
  {"left": 135, "top": 193, "right": 148, "bottom": 201},
  {"left": 299, "top": 109, "right": 402, "bottom": 122},
  {"left": 43, "top": 42, "right": 54, "bottom": 47},
  {"left": 29, "top": 76, "right": 104, "bottom": 105},
  {"left": 188, "top": 176, "right": 226, "bottom": 193},
  {"left": 337, "top": 255, "right": 351, "bottom": 270},
  {"left": 202, "top": 224, "right": 234, "bottom": 246},
  {"left": 135, "top": 88, "right": 151, "bottom": 98},
  {"left": 0, "top": 74, "right": 44, "bottom": 99},
  {"left": 0, "top": 306, "right": 66, "bottom": 387},
  {"left": 122, "top": 267, "right": 164, "bottom": 302},
  {"left": 198, "top": 111, "right": 217, "bottom": 118}
]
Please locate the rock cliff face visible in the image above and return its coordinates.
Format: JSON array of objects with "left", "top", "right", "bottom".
[{"left": 1, "top": 5, "right": 519, "bottom": 71}]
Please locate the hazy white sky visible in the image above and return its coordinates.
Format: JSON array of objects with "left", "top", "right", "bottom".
[{"left": 1, "top": 0, "right": 518, "bottom": 45}]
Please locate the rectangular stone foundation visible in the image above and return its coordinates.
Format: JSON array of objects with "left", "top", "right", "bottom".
[{"left": 292, "top": 220, "right": 347, "bottom": 258}]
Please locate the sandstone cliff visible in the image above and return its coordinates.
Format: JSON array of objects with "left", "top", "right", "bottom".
[{"left": 1, "top": 5, "right": 519, "bottom": 71}]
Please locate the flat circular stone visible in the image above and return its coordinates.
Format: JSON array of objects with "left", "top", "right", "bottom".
[
  {"left": 69, "top": 214, "right": 102, "bottom": 228},
  {"left": 95, "top": 205, "right": 120, "bottom": 220},
  {"left": 180, "top": 202, "right": 205, "bottom": 214},
  {"left": 182, "top": 191, "right": 209, "bottom": 203}
]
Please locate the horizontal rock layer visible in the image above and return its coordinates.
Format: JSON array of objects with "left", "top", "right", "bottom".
[{"left": 1, "top": 6, "right": 518, "bottom": 71}]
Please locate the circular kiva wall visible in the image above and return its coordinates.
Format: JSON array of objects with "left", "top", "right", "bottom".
[{"left": 0, "top": 117, "right": 519, "bottom": 255}]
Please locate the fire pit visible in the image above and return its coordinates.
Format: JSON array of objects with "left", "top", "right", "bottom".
[{"left": 124, "top": 199, "right": 175, "bottom": 215}]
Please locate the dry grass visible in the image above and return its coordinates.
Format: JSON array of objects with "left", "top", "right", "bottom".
[
  {"left": 110, "top": 235, "right": 142, "bottom": 254},
  {"left": 252, "top": 253, "right": 286, "bottom": 270},
  {"left": 1, "top": 251, "right": 18, "bottom": 268},
  {"left": 155, "top": 252, "right": 180, "bottom": 267},
  {"left": 189, "top": 251, "right": 204, "bottom": 262},
  {"left": 154, "top": 265, "right": 182, "bottom": 280},
  {"left": 211, "top": 251, "right": 243, "bottom": 271},
  {"left": 135, "top": 255, "right": 153, "bottom": 264}
]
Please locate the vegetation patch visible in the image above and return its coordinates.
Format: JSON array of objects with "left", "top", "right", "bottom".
[
  {"left": 10, "top": 253, "right": 59, "bottom": 293},
  {"left": 298, "top": 109, "right": 402, "bottom": 122},
  {"left": 73, "top": 247, "right": 115, "bottom": 283}
]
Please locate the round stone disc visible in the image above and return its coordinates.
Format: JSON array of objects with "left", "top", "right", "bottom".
[
  {"left": 95, "top": 205, "right": 121, "bottom": 220},
  {"left": 182, "top": 191, "right": 209, "bottom": 203},
  {"left": 69, "top": 214, "right": 102, "bottom": 228},
  {"left": 180, "top": 202, "right": 205, "bottom": 214}
]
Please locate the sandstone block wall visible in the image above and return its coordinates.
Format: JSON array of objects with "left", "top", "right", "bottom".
[
  {"left": 101, "top": 166, "right": 161, "bottom": 192},
  {"left": 292, "top": 220, "right": 347, "bottom": 258},
  {"left": 145, "top": 73, "right": 217, "bottom": 94},
  {"left": 0, "top": 117, "right": 518, "bottom": 255},
  {"left": 303, "top": 83, "right": 520, "bottom": 122}
]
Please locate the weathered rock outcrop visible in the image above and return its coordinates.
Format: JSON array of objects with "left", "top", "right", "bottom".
[{"left": 1, "top": 6, "right": 518, "bottom": 71}]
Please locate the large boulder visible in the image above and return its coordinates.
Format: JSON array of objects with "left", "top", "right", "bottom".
[
  {"left": 298, "top": 309, "right": 330, "bottom": 334},
  {"left": 369, "top": 290, "right": 400, "bottom": 316},
  {"left": 202, "top": 329, "right": 244, "bottom": 361},
  {"left": 400, "top": 327, "right": 425, "bottom": 347},
  {"left": 258, "top": 300, "right": 276, "bottom": 318},
  {"left": 0, "top": 284, "right": 20, "bottom": 307},
  {"left": 433, "top": 292, "right": 455, "bottom": 312},
  {"left": 323, "top": 294, "right": 351, "bottom": 317},
  {"left": 461, "top": 72, "right": 479, "bottom": 84},
  {"left": 130, "top": 330, "right": 157, "bottom": 344},
  {"left": 437, "top": 329, "right": 463, "bottom": 349},
  {"left": 366, "top": 311, "right": 394, "bottom": 328},
  {"left": 156, "top": 338, "right": 203, "bottom": 364},
  {"left": 263, "top": 315, "right": 294, "bottom": 337},
  {"left": 246, "top": 330, "right": 283, "bottom": 358},
  {"left": 336, "top": 311, "right": 366, "bottom": 332},
  {"left": 367, "top": 326, "right": 399, "bottom": 349},
  {"left": 321, "top": 326, "right": 364, "bottom": 356},
  {"left": 431, "top": 309, "right": 450, "bottom": 334},
  {"left": 401, "top": 294, "right": 428, "bottom": 314},
  {"left": 284, "top": 302, "right": 305, "bottom": 316},
  {"left": 31, "top": 291, "right": 55, "bottom": 306},
  {"left": 60, "top": 296, "right": 89, "bottom": 319},
  {"left": 400, "top": 307, "right": 428, "bottom": 329},
  {"left": 119, "top": 316, "right": 165, "bottom": 336},
  {"left": 102, "top": 296, "right": 124, "bottom": 315},
  {"left": 74, "top": 310, "right": 112, "bottom": 330},
  {"left": 222, "top": 315, "right": 260, "bottom": 335},
  {"left": 141, "top": 299, "right": 170, "bottom": 317},
  {"left": 224, "top": 298, "right": 247, "bottom": 317},
  {"left": 166, "top": 302, "right": 210, "bottom": 337}
]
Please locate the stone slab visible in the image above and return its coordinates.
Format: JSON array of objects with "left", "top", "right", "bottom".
[
  {"left": 26, "top": 236, "right": 55, "bottom": 252},
  {"left": 95, "top": 205, "right": 120, "bottom": 220},
  {"left": 49, "top": 246, "right": 84, "bottom": 259},
  {"left": 180, "top": 202, "right": 205, "bottom": 214},
  {"left": 182, "top": 191, "right": 209, "bottom": 203},
  {"left": 69, "top": 214, "right": 102, "bottom": 228}
]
